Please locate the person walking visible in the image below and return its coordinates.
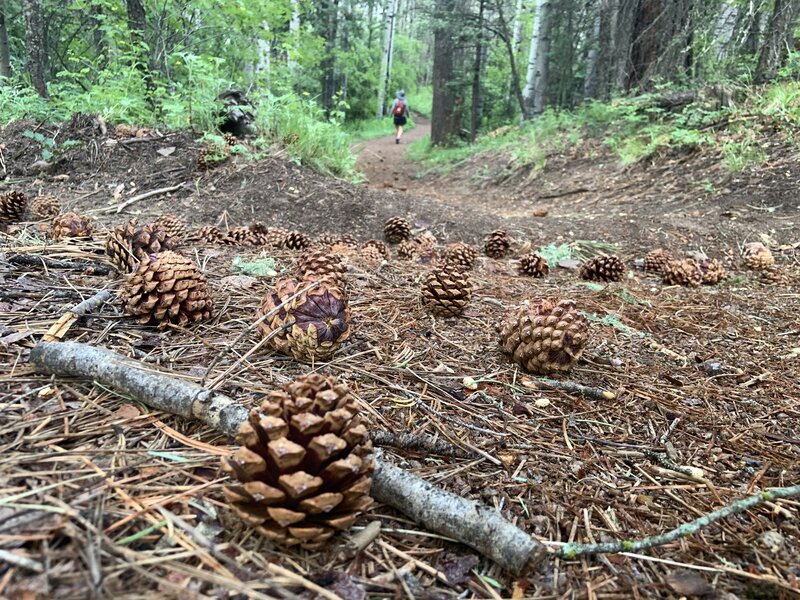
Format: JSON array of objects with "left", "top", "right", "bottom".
[{"left": 390, "top": 90, "right": 409, "bottom": 144}]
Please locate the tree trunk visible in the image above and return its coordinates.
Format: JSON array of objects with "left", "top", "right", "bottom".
[
  {"left": 583, "top": 0, "right": 602, "bottom": 98},
  {"left": 755, "top": 0, "right": 800, "bottom": 83},
  {"left": 376, "top": 0, "right": 397, "bottom": 117},
  {"left": 712, "top": 1, "right": 739, "bottom": 60},
  {"left": 470, "top": 0, "right": 486, "bottom": 141},
  {"left": 522, "top": 0, "right": 552, "bottom": 117},
  {"left": 288, "top": 0, "right": 300, "bottom": 71},
  {"left": 22, "top": 0, "right": 47, "bottom": 96},
  {"left": 321, "top": 0, "right": 340, "bottom": 110},
  {"left": 431, "top": 0, "right": 463, "bottom": 144},
  {"left": 0, "top": 0, "right": 10, "bottom": 80}
]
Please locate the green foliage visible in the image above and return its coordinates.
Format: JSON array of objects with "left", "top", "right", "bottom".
[{"left": 721, "top": 136, "right": 766, "bottom": 172}]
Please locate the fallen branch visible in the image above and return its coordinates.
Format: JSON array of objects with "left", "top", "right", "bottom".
[
  {"left": 534, "top": 378, "right": 616, "bottom": 401},
  {"left": 112, "top": 183, "right": 186, "bottom": 214},
  {"left": 559, "top": 484, "right": 800, "bottom": 558},
  {"left": 43, "top": 290, "right": 114, "bottom": 342},
  {"left": 29, "top": 340, "right": 545, "bottom": 575},
  {"left": 370, "top": 432, "right": 474, "bottom": 459},
  {"left": 5, "top": 253, "right": 113, "bottom": 276}
]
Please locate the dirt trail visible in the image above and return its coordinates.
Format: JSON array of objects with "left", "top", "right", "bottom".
[{"left": 354, "top": 115, "right": 431, "bottom": 191}]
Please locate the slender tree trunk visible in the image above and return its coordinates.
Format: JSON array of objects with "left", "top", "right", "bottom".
[
  {"left": 288, "top": 0, "right": 300, "bottom": 71},
  {"left": 431, "top": 0, "right": 462, "bottom": 144},
  {"left": 522, "top": 0, "right": 552, "bottom": 117},
  {"left": 0, "top": 0, "right": 11, "bottom": 80},
  {"left": 376, "top": 0, "right": 397, "bottom": 117},
  {"left": 583, "top": 0, "right": 602, "bottom": 98},
  {"left": 22, "top": 0, "right": 47, "bottom": 96},
  {"left": 755, "top": 0, "right": 800, "bottom": 83},
  {"left": 503, "top": 0, "right": 524, "bottom": 115},
  {"left": 712, "top": 1, "right": 739, "bottom": 60},
  {"left": 321, "top": 0, "right": 340, "bottom": 110},
  {"left": 257, "top": 23, "right": 271, "bottom": 84},
  {"left": 470, "top": 0, "right": 486, "bottom": 141}
]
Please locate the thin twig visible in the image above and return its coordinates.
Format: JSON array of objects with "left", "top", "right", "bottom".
[{"left": 111, "top": 183, "right": 186, "bottom": 214}]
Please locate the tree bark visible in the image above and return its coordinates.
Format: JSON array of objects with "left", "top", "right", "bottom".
[
  {"left": 496, "top": 0, "right": 528, "bottom": 119},
  {"left": 0, "top": 0, "right": 11, "bottom": 80},
  {"left": 522, "top": 0, "right": 551, "bottom": 117},
  {"left": 376, "top": 0, "right": 396, "bottom": 116},
  {"left": 321, "top": 0, "right": 340, "bottom": 110},
  {"left": 431, "top": 0, "right": 463, "bottom": 144},
  {"left": 755, "top": 0, "right": 800, "bottom": 83},
  {"left": 22, "top": 0, "right": 47, "bottom": 96},
  {"left": 470, "top": 0, "right": 486, "bottom": 141}
]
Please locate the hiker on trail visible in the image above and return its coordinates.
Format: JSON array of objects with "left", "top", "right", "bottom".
[{"left": 390, "top": 90, "right": 409, "bottom": 144}]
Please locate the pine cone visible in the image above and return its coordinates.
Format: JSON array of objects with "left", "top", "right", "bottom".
[
  {"left": 358, "top": 245, "right": 385, "bottom": 265},
  {"left": 296, "top": 247, "right": 348, "bottom": 289},
  {"left": 442, "top": 243, "right": 478, "bottom": 270},
  {"left": 114, "top": 124, "right": 135, "bottom": 139},
  {"left": 197, "top": 144, "right": 230, "bottom": 170},
  {"left": 121, "top": 251, "right": 214, "bottom": 328},
  {"left": 662, "top": 259, "right": 702, "bottom": 286},
  {"left": 257, "top": 278, "right": 351, "bottom": 362},
  {"left": 484, "top": 230, "right": 510, "bottom": 259},
  {"left": 223, "top": 133, "right": 239, "bottom": 147},
  {"left": 105, "top": 219, "right": 138, "bottom": 273},
  {"left": 360, "top": 240, "right": 390, "bottom": 261},
  {"left": 315, "top": 233, "right": 339, "bottom": 247},
  {"left": 226, "top": 226, "right": 260, "bottom": 246},
  {"left": 192, "top": 225, "right": 236, "bottom": 246},
  {"left": 699, "top": 258, "right": 726, "bottom": 285},
  {"left": 759, "top": 266, "right": 791, "bottom": 285},
  {"left": 0, "top": 191, "right": 28, "bottom": 225},
  {"left": 518, "top": 252, "right": 549, "bottom": 277},
  {"left": 152, "top": 215, "right": 187, "bottom": 244},
  {"left": 421, "top": 264, "right": 471, "bottom": 316},
  {"left": 221, "top": 374, "right": 373, "bottom": 549},
  {"left": 30, "top": 195, "right": 61, "bottom": 220},
  {"left": 51, "top": 212, "right": 93, "bottom": 240},
  {"left": 579, "top": 255, "right": 625, "bottom": 282},
  {"left": 742, "top": 242, "right": 774, "bottom": 270},
  {"left": 262, "top": 227, "right": 289, "bottom": 248},
  {"left": 643, "top": 249, "right": 674, "bottom": 273},
  {"left": 383, "top": 217, "right": 411, "bottom": 243},
  {"left": 284, "top": 230, "right": 311, "bottom": 251},
  {"left": 337, "top": 234, "right": 359, "bottom": 248},
  {"left": 499, "top": 299, "right": 589, "bottom": 374}
]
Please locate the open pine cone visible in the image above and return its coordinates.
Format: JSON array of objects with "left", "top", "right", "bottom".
[
  {"left": 191, "top": 225, "right": 236, "bottom": 246},
  {"left": 383, "top": 216, "right": 411, "bottom": 243},
  {"left": 106, "top": 219, "right": 177, "bottom": 273},
  {"left": 699, "top": 258, "right": 726, "bottom": 285},
  {"left": 360, "top": 239, "right": 390, "bottom": 261},
  {"left": 499, "top": 299, "right": 589, "bottom": 375},
  {"left": 257, "top": 278, "right": 351, "bottom": 362},
  {"left": 643, "top": 249, "right": 674, "bottom": 273},
  {"left": 579, "top": 255, "right": 625, "bottom": 282},
  {"left": 296, "top": 247, "right": 348, "bottom": 289},
  {"left": 484, "top": 230, "right": 511, "bottom": 259},
  {"left": 442, "top": 242, "right": 478, "bottom": 270},
  {"left": 30, "top": 195, "right": 61, "bottom": 220},
  {"left": 759, "top": 266, "right": 791, "bottom": 285},
  {"left": 662, "top": 259, "right": 702, "bottom": 286},
  {"left": 0, "top": 190, "right": 28, "bottom": 225},
  {"left": 197, "top": 144, "right": 230, "bottom": 170},
  {"left": 283, "top": 230, "right": 312, "bottom": 251},
  {"left": 421, "top": 264, "right": 471, "bottom": 316},
  {"left": 517, "top": 252, "right": 549, "bottom": 277},
  {"left": 742, "top": 242, "right": 774, "bottom": 271},
  {"left": 221, "top": 374, "right": 373, "bottom": 549},
  {"left": 152, "top": 214, "right": 187, "bottom": 244},
  {"left": 51, "top": 212, "right": 93, "bottom": 240},
  {"left": 121, "top": 251, "right": 214, "bottom": 328}
]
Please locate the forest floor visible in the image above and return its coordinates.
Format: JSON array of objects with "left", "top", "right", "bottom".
[{"left": 1, "top": 113, "right": 799, "bottom": 599}]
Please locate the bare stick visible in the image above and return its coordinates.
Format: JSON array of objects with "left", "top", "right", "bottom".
[
  {"left": 43, "top": 290, "right": 114, "bottom": 342},
  {"left": 371, "top": 452, "right": 547, "bottom": 575},
  {"left": 534, "top": 378, "right": 616, "bottom": 401},
  {"left": 29, "top": 340, "right": 545, "bottom": 575},
  {"left": 559, "top": 484, "right": 800, "bottom": 558},
  {"left": 30, "top": 341, "right": 249, "bottom": 438},
  {"left": 111, "top": 183, "right": 186, "bottom": 214},
  {"left": 5, "top": 253, "right": 114, "bottom": 275},
  {"left": 370, "top": 432, "right": 474, "bottom": 458}
]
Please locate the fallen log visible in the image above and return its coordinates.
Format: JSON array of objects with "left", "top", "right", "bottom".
[{"left": 29, "top": 340, "right": 546, "bottom": 575}]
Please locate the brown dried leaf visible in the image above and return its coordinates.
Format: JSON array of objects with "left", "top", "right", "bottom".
[
  {"left": 666, "top": 570, "right": 715, "bottom": 597},
  {"left": 114, "top": 403, "right": 141, "bottom": 420}
]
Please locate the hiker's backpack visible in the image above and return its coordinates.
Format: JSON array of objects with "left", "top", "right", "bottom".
[{"left": 393, "top": 100, "right": 405, "bottom": 116}]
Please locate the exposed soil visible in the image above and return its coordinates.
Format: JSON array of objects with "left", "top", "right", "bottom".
[{"left": 1, "top": 114, "right": 800, "bottom": 599}]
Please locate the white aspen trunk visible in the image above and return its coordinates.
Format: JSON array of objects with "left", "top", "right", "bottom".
[
  {"left": 376, "top": 0, "right": 397, "bottom": 117},
  {"left": 583, "top": 0, "right": 602, "bottom": 98},
  {"left": 522, "top": 0, "right": 551, "bottom": 117},
  {"left": 504, "top": 0, "right": 524, "bottom": 109},
  {"left": 387, "top": 0, "right": 399, "bottom": 86},
  {"left": 288, "top": 0, "right": 300, "bottom": 71},
  {"left": 712, "top": 1, "right": 739, "bottom": 59},
  {"left": 257, "top": 22, "right": 271, "bottom": 85}
]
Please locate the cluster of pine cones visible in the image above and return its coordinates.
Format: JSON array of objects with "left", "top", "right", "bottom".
[{"left": 0, "top": 190, "right": 93, "bottom": 240}]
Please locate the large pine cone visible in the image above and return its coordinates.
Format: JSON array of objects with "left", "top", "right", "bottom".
[
  {"left": 296, "top": 247, "right": 348, "bottom": 289},
  {"left": 442, "top": 242, "right": 478, "bottom": 270},
  {"left": 0, "top": 191, "right": 28, "bottom": 224},
  {"left": 518, "top": 252, "right": 549, "bottom": 277},
  {"left": 742, "top": 242, "right": 774, "bottom": 270},
  {"left": 759, "top": 266, "right": 791, "bottom": 285},
  {"left": 257, "top": 278, "right": 351, "bottom": 362},
  {"left": 499, "top": 299, "right": 589, "bottom": 375},
  {"left": 221, "top": 374, "right": 373, "bottom": 549},
  {"left": 484, "top": 230, "right": 510, "bottom": 259},
  {"left": 192, "top": 225, "right": 236, "bottom": 246},
  {"left": 662, "top": 259, "right": 702, "bottom": 286},
  {"left": 383, "top": 216, "right": 411, "bottom": 243},
  {"left": 699, "top": 258, "right": 726, "bottom": 285},
  {"left": 51, "top": 212, "right": 93, "bottom": 240},
  {"left": 106, "top": 219, "right": 176, "bottom": 273},
  {"left": 121, "top": 251, "right": 214, "bottom": 328},
  {"left": 643, "top": 249, "right": 674, "bottom": 273},
  {"left": 421, "top": 264, "right": 471, "bottom": 316},
  {"left": 579, "top": 255, "right": 625, "bottom": 282},
  {"left": 152, "top": 214, "right": 187, "bottom": 244},
  {"left": 226, "top": 226, "right": 260, "bottom": 246},
  {"left": 283, "top": 230, "right": 312, "bottom": 251},
  {"left": 30, "top": 195, "right": 61, "bottom": 220}
]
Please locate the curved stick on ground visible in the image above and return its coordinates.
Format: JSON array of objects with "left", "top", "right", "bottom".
[
  {"left": 29, "top": 340, "right": 545, "bottom": 575},
  {"left": 42, "top": 289, "right": 114, "bottom": 342}
]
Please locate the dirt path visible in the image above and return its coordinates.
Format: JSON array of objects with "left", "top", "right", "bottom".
[{"left": 354, "top": 115, "right": 431, "bottom": 191}]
